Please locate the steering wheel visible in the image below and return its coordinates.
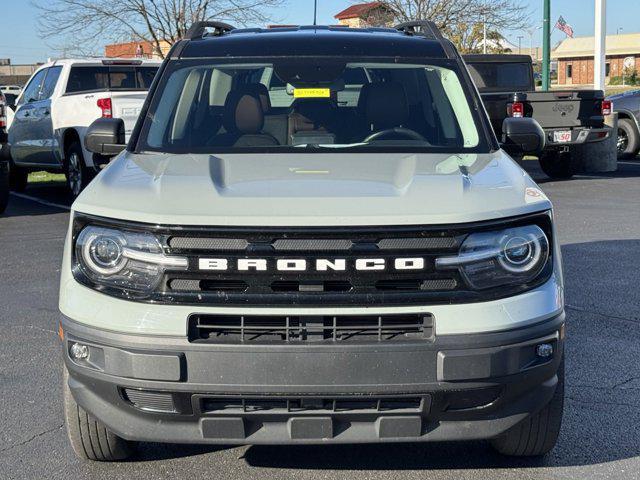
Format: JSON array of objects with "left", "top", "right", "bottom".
[{"left": 363, "top": 127, "right": 426, "bottom": 143}]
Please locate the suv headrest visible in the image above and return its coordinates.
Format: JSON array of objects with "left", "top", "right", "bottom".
[
  {"left": 359, "top": 82, "right": 409, "bottom": 129},
  {"left": 239, "top": 83, "right": 271, "bottom": 112},
  {"left": 223, "top": 91, "right": 264, "bottom": 134}
]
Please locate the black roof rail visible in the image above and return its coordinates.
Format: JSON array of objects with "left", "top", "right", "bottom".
[
  {"left": 394, "top": 20, "right": 456, "bottom": 58},
  {"left": 185, "top": 21, "right": 236, "bottom": 40}
]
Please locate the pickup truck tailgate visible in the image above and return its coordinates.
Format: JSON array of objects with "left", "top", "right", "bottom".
[
  {"left": 525, "top": 90, "right": 605, "bottom": 129},
  {"left": 111, "top": 92, "right": 148, "bottom": 139}
]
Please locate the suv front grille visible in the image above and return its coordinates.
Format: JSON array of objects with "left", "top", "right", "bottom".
[
  {"left": 188, "top": 313, "right": 434, "bottom": 343},
  {"left": 72, "top": 213, "right": 554, "bottom": 306},
  {"left": 159, "top": 226, "right": 466, "bottom": 306}
]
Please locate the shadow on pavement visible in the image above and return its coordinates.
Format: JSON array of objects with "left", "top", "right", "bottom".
[
  {"left": 242, "top": 442, "right": 552, "bottom": 470},
  {"left": 1, "top": 182, "right": 71, "bottom": 218},
  {"left": 522, "top": 158, "right": 640, "bottom": 184}
]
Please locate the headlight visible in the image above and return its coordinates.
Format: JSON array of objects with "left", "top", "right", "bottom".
[
  {"left": 436, "top": 225, "right": 550, "bottom": 290},
  {"left": 75, "top": 226, "right": 188, "bottom": 295}
]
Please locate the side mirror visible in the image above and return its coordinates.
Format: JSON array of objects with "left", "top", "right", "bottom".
[
  {"left": 501, "top": 117, "right": 545, "bottom": 156},
  {"left": 85, "top": 118, "right": 126, "bottom": 156}
]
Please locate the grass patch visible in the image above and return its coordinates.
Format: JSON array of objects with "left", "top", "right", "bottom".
[
  {"left": 28, "top": 171, "right": 66, "bottom": 184},
  {"left": 606, "top": 86, "right": 640, "bottom": 97}
]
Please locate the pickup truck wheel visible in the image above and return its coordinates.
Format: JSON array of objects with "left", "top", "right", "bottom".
[
  {"left": 63, "top": 367, "right": 135, "bottom": 462},
  {"left": 491, "top": 359, "right": 564, "bottom": 457},
  {"left": 617, "top": 118, "right": 640, "bottom": 159},
  {"left": 539, "top": 151, "right": 576, "bottom": 180},
  {"left": 64, "top": 142, "right": 94, "bottom": 198}
]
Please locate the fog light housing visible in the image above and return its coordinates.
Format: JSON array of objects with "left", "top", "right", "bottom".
[
  {"left": 70, "top": 342, "right": 89, "bottom": 360},
  {"left": 536, "top": 343, "right": 554, "bottom": 358}
]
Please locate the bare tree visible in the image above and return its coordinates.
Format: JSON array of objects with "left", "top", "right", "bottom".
[
  {"left": 355, "top": 0, "right": 530, "bottom": 53},
  {"left": 33, "top": 0, "right": 285, "bottom": 59}
]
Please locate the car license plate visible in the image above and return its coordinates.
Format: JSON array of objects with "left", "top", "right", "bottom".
[{"left": 554, "top": 131, "right": 572, "bottom": 143}]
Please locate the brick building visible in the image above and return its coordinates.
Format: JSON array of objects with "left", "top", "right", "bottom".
[
  {"left": 104, "top": 40, "right": 172, "bottom": 60},
  {"left": 334, "top": 2, "right": 394, "bottom": 28},
  {"left": 553, "top": 33, "right": 640, "bottom": 85}
]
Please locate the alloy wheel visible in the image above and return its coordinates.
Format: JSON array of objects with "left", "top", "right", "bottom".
[
  {"left": 68, "top": 152, "right": 82, "bottom": 197},
  {"left": 617, "top": 128, "right": 629, "bottom": 153}
]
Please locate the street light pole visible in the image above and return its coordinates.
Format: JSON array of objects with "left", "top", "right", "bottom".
[
  {"left": 594, "top": 0, "right": 606, "bottom": 91},
  {"left": 517, "top": 36, "right": 524, "bottom": 54},
  {"left": 542, "top": 0, "right": 551, "bottom": 90}
]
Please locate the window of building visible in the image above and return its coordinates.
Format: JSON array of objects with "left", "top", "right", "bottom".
[
  {"left": 606, "top": 62, "right": 611, "bottom": 77},
  {"left": 566, "top": 64, "right": 573, "bottom": 79}
]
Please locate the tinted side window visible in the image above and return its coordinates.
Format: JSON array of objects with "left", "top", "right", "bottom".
[
  {"left": 66, "top": 66, "right": 159, "bottom": 93},
  {"left": 136, "top": 67, "right": 159, "bottom": 89},
  {"left": 20, "top": 69, "right": 47, "bottom": 104},
  {"left": 39, "top": 66, "right": 63, "bottom": 100},
  {"left": 467, "top": 63, "right": 532, "bottom": 91},
  {"left": 66, "top": 67, "right": 108, "bottom": 93}
]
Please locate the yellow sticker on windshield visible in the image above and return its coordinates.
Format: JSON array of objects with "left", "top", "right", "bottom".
[{"left": 294, "top": 88, "right": 331, "bottom": 98}]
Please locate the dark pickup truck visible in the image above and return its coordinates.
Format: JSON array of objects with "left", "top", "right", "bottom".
[{"left": 464, "top": 54, "right": 612, "bottom": 179}]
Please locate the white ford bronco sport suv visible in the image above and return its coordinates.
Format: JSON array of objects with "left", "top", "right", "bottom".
[
  {"left": 7, "top": 58, "right": 160, "bottom": 197},
  {"left": 59, "top": 22, "right": 565, "bottom": 461}
]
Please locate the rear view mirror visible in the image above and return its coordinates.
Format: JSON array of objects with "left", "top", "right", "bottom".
[
  {"left": 85, "top": 118, "right": 126, "bottom": 156},
  {"left": 501, "top": 117, "right": 545, "bottom": 156}
]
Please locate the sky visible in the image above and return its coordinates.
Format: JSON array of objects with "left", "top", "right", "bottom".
[{"left": 1, "top": 0, "right": 638, "bottom": 64}]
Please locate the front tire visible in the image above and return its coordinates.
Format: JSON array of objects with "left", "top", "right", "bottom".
[
  {"left": 491, "top": 360, "right": 564, "bottom": 457},
  {"left": 616, "top": 118, "right": 640, "bottom": 159},
  {"left": 64, "top": 141, "right": 94, "bottom": 198},
  {"left": 63, "top": 366, "right": 135, "bottom": 462},
  {"left": 539, "top": 151, "right": 577, "bottom": 179}
]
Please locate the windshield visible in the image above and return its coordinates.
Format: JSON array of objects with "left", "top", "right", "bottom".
[{"left": 138, "top": 59, "right": 487, "bottom": 153}]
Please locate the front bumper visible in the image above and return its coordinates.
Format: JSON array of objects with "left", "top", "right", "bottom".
[{"left": 62, "top": 313, "right": 565, "bottom": 445}]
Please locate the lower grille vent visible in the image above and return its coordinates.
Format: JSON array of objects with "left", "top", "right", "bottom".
[
  {"left": 376, "top": 278, "right": 457, "bottom": 291},
  {"left": 188, "top": 314, "right": 434, "bottom": 343},
  {"left": 123, "top": 389, "right": 176, "bottom": 413},
  {"left": 200, "top": 396, "right": 425, "bottom": 414}
]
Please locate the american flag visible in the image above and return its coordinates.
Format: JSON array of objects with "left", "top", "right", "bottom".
[{"left": 555, "top": 16, "right": 574, "bottom": 38}]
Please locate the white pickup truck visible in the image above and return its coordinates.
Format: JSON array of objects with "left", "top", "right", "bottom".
[{"left": 7, "top": 58, "right": 160, "bottom": 196}]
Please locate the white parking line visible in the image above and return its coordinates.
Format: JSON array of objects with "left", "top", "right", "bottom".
[{"left": 10, "top": 192, "right": 71, "bottom": 211}]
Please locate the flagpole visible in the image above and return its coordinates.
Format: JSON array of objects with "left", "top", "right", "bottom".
[{"left": 542, "top": 0, "right": 551, "bottom": 91}]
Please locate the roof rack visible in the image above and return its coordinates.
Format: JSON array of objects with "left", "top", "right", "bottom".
[
  {"left": 395, "top": 21, "right": 440, "bottom": 39},
  {"left": 394, "top": 21, "right": 456, "bottom": 58},
  {"left": 185, "top": 21, "right": 236, "bottom": 40}
]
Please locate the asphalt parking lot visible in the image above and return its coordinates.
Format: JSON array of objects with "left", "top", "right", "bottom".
[{"left": 1, "top": 159, "right": 639, "bottom": 480}]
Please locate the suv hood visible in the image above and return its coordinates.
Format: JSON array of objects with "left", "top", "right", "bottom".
[{"left": 73, "top": 151, "right": 551, "bottom": 226}]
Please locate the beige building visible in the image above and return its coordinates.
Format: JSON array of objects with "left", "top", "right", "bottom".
[
  {"left": 334, "top": 2, "right": 394, "bottom": 28},
  {"left": 552, "top": 33, "right": 640, "bottom": 85},
  {"left": 0, "top": 63, "right": 42, "bottom": 86}
]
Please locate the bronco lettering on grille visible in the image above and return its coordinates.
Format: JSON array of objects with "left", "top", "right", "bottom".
[{"left": 198, "top": 258, "right": 426, "bottom": 272}]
